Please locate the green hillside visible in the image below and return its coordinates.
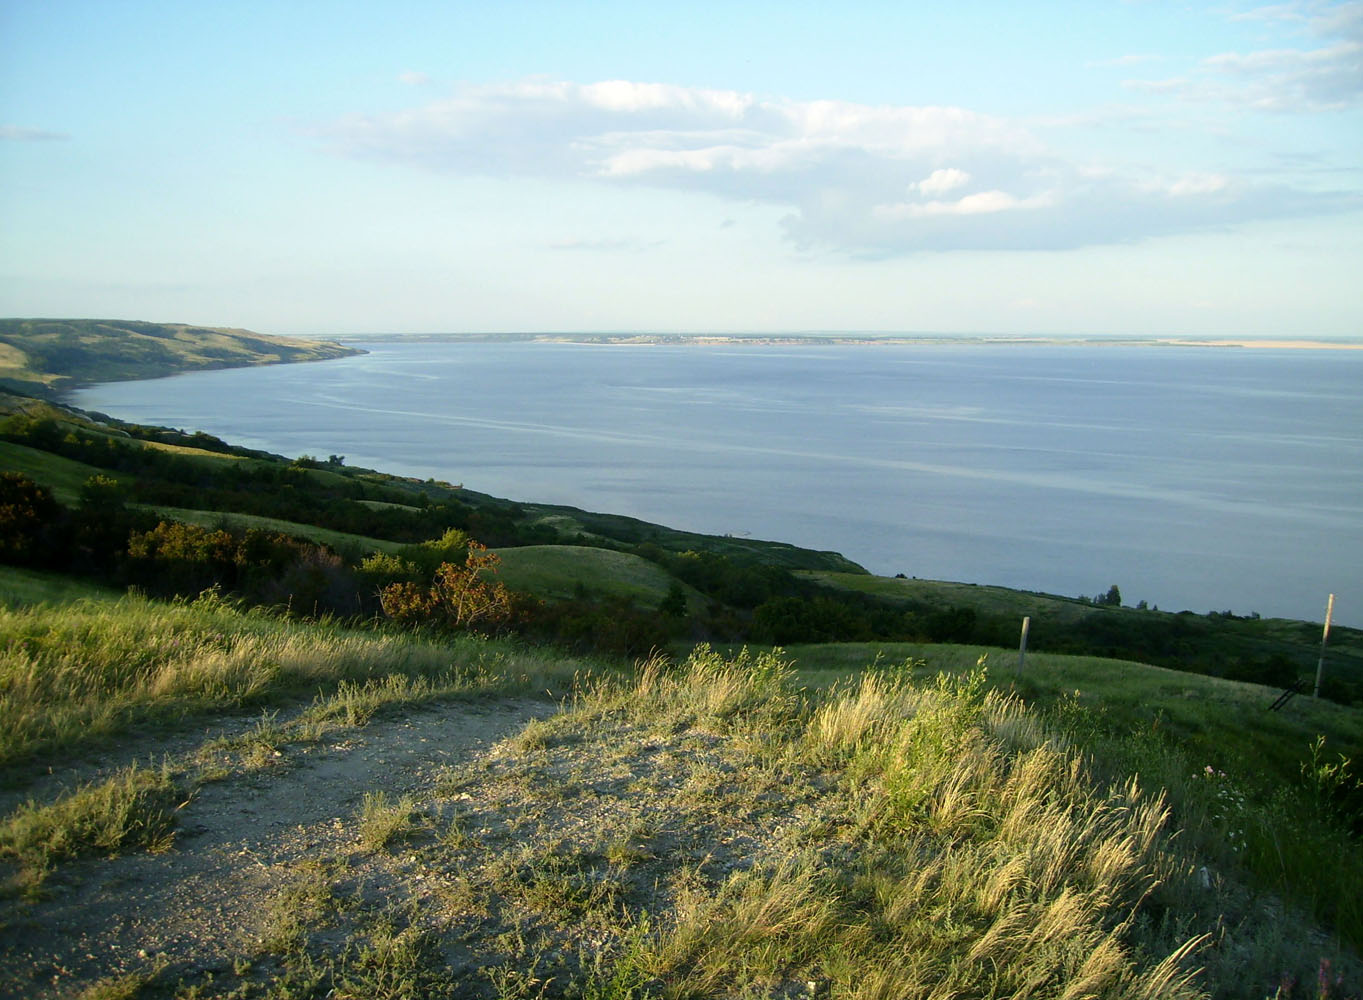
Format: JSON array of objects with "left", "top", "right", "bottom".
[
  {"left": 1, "top": 356, "right": 1361, "bottom": 995},
  {"left": 806, "top": 570, "right": 1363, "bottom": 693},
  {"left": 0, "top": 318, "right": 361, "bottom": 397},
  {"left": 494, "top": 544, "right": 704, "bottom": 611},
  {"left": 3, "top": 385, "right": 1358, "bottom": 698},
  {"left": 0, "top": 579, "right": 1357, "bottom": 997}
]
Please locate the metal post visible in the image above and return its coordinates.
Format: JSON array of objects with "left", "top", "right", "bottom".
[
  {"left": 1313, "top": 594, "right": 1335, "bottom": 698},
  {"left": 1018, "top": 616, "right": 1030, "bottom": 672}
]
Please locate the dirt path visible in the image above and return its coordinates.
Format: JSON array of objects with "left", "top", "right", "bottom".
[
  {"left": 0, "top": 709, "right": 289, "bottom": 821},
  {"left": 0, "top": 696, "right": 552, "bottom": 999}
]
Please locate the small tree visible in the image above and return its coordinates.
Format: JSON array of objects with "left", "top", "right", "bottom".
[
  {"left": 1103, "top": 584, "right": 1122, "bottom": 607},
  {"left": 379, "top": 541, "right": 512, "bottom": 633},
  {"left": 0, "top": 472, "right": 60, "bottom": 566},
  {"left": 79, "top": 474, "right": 127, "bottom": 512},
  {"left": 430, "top": 542, "right": 511, "bottom": 629},
  {"left": 658, "top": 580, "right": 688, "bottom": 618}
]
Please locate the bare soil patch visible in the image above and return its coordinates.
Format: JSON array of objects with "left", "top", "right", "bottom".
[{"left": 0, "top": 697, "right": 549, "bottom": 999}]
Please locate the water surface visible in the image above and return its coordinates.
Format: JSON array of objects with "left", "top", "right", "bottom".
[{"left": 71, "top": 342, "right": 1362, "bottom": 625}]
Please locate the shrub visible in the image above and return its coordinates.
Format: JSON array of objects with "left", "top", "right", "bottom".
[
  {"left": 0, "top": 472, "right": 61, "bottom": 567},
  {"left": 378, "top": 542, "right": 513, "bottom": 634}
]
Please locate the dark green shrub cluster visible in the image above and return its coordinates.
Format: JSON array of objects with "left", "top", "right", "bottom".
[
  {"left": 0, "top": 416, "right": 554, "bottom": 547},
  {"left": 1, "top": 473, "right": 367, "bottom": 616}
]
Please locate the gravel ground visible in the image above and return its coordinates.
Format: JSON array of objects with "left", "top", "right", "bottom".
[{"left": 0, "top": 698, "right": 551, "bottom": 999}]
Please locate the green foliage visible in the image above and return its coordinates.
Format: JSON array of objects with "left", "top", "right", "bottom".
[
  {"left": 124, "top": 519, "right": 361, "bottom": 613},
  {"left": 0, "top": 471, "right": 59, "bottom": 565},
  {"left": 379, "top": 542, "right": 513, "bottom": 634},
  {"left": 0, "top": 589, "right": 594, "bottom": 771},
  {"left": 420, "top": 526, "right": 470, "bottom": 563},
  {"left": 1302, "top": 735, "right": 1363, "bottom": 833},
  {"left": 1, "top": 413, "right": 483, "bottom": 543},
  {"left": 658, "top": 580, "right": 687, "bottom": 618},
  {"left": 78, "top": 473, "right": 127, "bottom": 512},
  {"left": 0, "top": 762, "right": 181, "bottom": 883},
  {"left": 358, "top": 550, "right": 422, "bottom": 586},
  {"left": 667, "top": 547, "right": 791, "bottom": 607},
  {"left": 522, "top": 594, "right": 674, "bottom": 657}
]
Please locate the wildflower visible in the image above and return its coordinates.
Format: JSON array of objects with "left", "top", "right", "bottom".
[{"left": 1317, "top": 956, "right": 1344, "bottom": 999}]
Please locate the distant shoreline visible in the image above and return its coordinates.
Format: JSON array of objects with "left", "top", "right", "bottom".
[
  {"left": 1154, "top": 338, "right": 1363, "bottom": 350},
  {"left": 326, "top": 331, "right": 1363, "bottom": 350}
]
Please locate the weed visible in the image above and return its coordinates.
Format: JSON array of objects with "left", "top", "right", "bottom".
[
  {"left": 333, "top": 921, "right": 446, "bottom": 1000},
  {"left": 355, "top": 791, "right": 418, "bottom": 853},
  {"left": 73, "top": 956, "right": 167, "bottom": 999},
  {"left": 257, "top": 861, "right": 345, "bottom": 955},
  {"left": 0, "top": 761, "right": 183, "bottom": 888},
  {"left": 578, "top": 917, "right": 660, "bottom": 1000},
  {"left": 485, "top": 955, "right": 553, "bottom": 1000}
]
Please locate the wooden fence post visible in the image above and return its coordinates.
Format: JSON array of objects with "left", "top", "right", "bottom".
[{"left": 1314, "top": 594, "right": 1335, "bottom": 699}]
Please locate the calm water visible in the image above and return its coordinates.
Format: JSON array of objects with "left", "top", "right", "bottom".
[{"left": 71, "top": 342, "right": 1362, "bottom": 626}]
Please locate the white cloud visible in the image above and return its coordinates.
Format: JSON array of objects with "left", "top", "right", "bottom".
[
  {"left": 916, "top": 168, "right": 971, "bottom": 196},
  {"left": 0, "top": 124, "right": 69, "bottom": 141},
  {"left": 1127, "top": 0, "right": 1363, "bottom": 110},
  {"left": 874, "top": 189, "right": 1048, "bottom": 220},
  {"left": 1231, "top": 4, "right": 1309, "bottom": 23},
  {"left": 1202, "top": 41, "right": 1362, "bottom": 110},
  {"left": 398, "top": 71, "right": 431, "bottom": 87},
  {"left": 315, "top": 78, "right": 1350, "bottom": 255},
  {"left": 1165, "top": 173, "right": 1232, "bottom": 196}
]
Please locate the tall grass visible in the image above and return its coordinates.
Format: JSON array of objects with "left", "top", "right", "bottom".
[
  {"left": 786, "top": 640, "right": 1363, "bottom": 959},
  {"left": 0, "top": 590, "right": 591, "bottom": 773},
  {"left": 548, "top": 648, "right": 1211, "bottom": 997}
]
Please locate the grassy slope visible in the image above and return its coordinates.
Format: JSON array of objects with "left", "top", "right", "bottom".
[
  {"left": 0, "top": 609, "right": 1355, "bottom": 997},
  {"left": 0, "top": 437, "right": 407, "bottom": 556},
  {"left": 804, "top": 570, "right": 1104, "bottom": 623},
  {"left": 0, "top": 318, "right": 360, "bottom": 397},
  {"left": 156, "top": 506, "right": 407, "bottom": 555},
  {"left": 0, "top": 565, "right": 121, "bottom": 607},
  {"left": 0, "top": 440, "right": 106, "bottom": 504},
  {"left": 0, "top": 570, "right": 595, "bottom": 774},
  {"left": 808, "top": 569, "right": 1363, "bottom": 680},
  {"left": 525, "top": 504, "right": 867, "bottom": 573},
  {"left": 782, "top": 641, "right": 1362, "bottom": 789},
  {"left": 493, "top": 544, "right": 703, "bottom": 610}
]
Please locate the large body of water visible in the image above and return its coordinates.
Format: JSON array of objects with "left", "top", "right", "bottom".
[{"left": 71, "top": 341, "right": 1361, "bottom": 626}]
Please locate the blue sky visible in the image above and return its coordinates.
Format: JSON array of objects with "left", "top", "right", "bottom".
[{"left": 2, "top": 1, "right": 1361, "bottom": 336}]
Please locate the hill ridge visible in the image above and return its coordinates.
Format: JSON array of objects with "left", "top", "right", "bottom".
[{"left": 0, "top": 317, "right": 362, "bottom": 398}]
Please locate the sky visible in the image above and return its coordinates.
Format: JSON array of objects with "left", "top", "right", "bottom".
[{"left": 2, "top": 0, "right": 1361, "bottom": 337}]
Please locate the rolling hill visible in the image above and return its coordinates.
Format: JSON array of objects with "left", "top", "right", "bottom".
[{"left": 0, "top": 318, "right": 361, "bottom": 397}]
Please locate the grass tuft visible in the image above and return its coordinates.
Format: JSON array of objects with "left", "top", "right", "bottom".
[
  {"left": 0, "top": 591, "right": 599, "bottom": 775},
  {"left": 0, "top": 762, "right": 183, "bottom": 893},
  {"left": 356, "top": 791, "right": 418, "bottom": 852}
]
